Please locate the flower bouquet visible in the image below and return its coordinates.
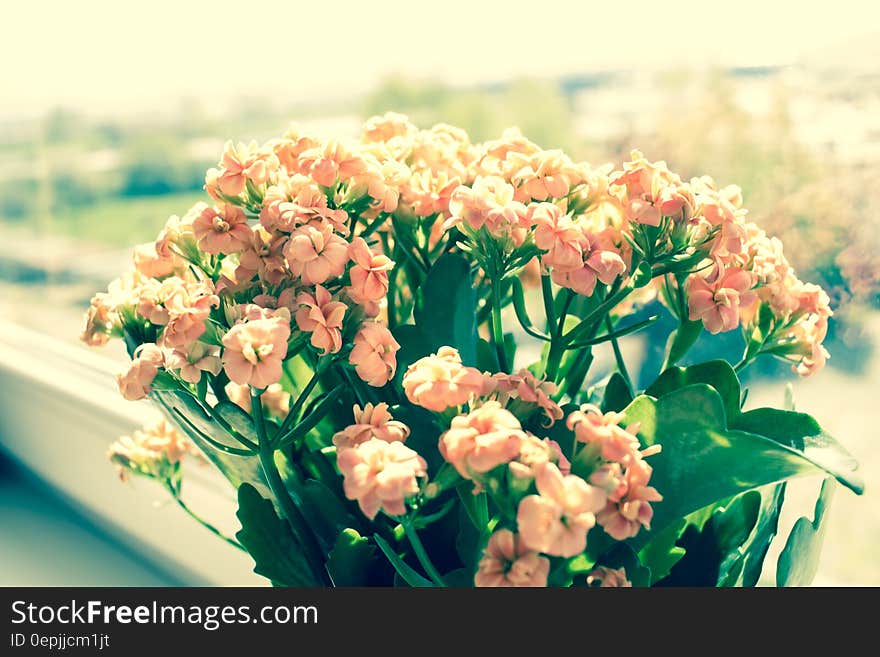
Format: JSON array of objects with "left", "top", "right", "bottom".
[{"left": 83, "top": 113, "right": 863, "bottom": 587}]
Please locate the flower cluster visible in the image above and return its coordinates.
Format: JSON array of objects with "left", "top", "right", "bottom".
[
  {"left": 107, "top": 418, "right": 193, "bottom": 481},
  {"left": 82, "top": 113, "right": 847, "bottom": 589}
]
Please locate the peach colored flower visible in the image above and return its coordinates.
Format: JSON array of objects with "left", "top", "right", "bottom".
[
  {"left": 596, "top": 458, "right": 662, "bottom": 540},
  {"left": 80, "top": 293, "right": 117, "bottom": 347},
  {"left": 611, "top": 150, "right": 690, "bottom": 226},
  {"left": 133, "top": 241, "right": 176, "bottom": 278},
  {"left": 349, "top": 322, "right": 399, "bottom": 386},
  {"left": 586, "top": 566, "right": 632, "bottom": 588},
  {"left": 337, "top": 438, "right": 427, "bottom": 519},
  {"left": 475, "top": 529, "right": 550, "bottom": 587},
  {"left": 221, "top": 317, "right": 290, "bottom": 389},
  {"left": 116, "top": 343, "right": 164, "bottom": 401},
  {"left": 445, "top": 176, "right": 530, "bottom": 245},
  {"left": 209, "top": 140, "right": 277, "bottom": 197},
  {"left": 193, "top": 204, "right": 252, "bottom": 255},
  {"left": 362, "top": 112, "right": 417, "bottom": 144},
  {"left": 567, "top": 405, "right": 641, "bottom": 465},
  {"left": 108, "top": 418, "right": 192, "bottom": 480},
  {"left": 482, "top": 369, "right": 563, "bottom": 427},
  {"left": 236, "top": 227, "right": 289, "bottom": 286},
  {"left": 333, "top": 402, "right": 410, "bottom": 450},
  {"left": 298, "top": 139, "right": 367, "bottom": 187},
  {"left": 402, "top": 346, "right": 485, "bottom": 412},
  {"left": 225, "top": 381, "right": 290, "bottom": 418},
  {"left": 283, "top": 220, "right": 349, "bottom": 286},
  {"left": 516, "top": 462, "right": 606, "bottom": 557},
  {"left": 509, "top": 149, "right": 584, "bottom": 202},
  {"left": 509, "top": 433, "right": 571, "bottom": 480},
  {"left": 294, "top": 285, "right": 347, "bottom": 355},
  {"left": 348, "top": 237, "right": 394, "bottom": 304},
  {"left": 688, "top": 267, "right": 756, "bottom": 334},
  {"left": 160, "top": 279, "right": 220, "bottom": 349},
  {"left": 531, "top": 203, "right": 586, "bottom": 271},
  {"left": 399, "top": 169, "right": 461, "bottom": 217},
  {"left": 439, "top": 401, "right": 525, "bottom": 479},
  {"left": 165, "top": 341, "right": 222, "bottom": 384},
  {"left": 261, "top": 173, "right": 348, "bottom": 234}
]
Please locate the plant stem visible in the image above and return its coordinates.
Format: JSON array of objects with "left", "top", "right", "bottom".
[
  {"left": 251, "top": 388, "right": 330, "bottom": 586},
  {"left": 275, "top": 360, "right": 327, "bottom": 442},
  {"left": 541, "top": 275, "right": 557, "bottom": 334},
  {"left": 545, "top": 341, "right": 565, "bottom": 383},
  {"left": 606, "top": 316, "right": 634, "bottom": 395},
  {"left": 167, "top": 484, "right": 245, "bottom": 551},
  {"left": 490, "top": 280, "right": 510, "bottom": 372},
  {"left": 403, "top": 521, "right": 446, "bottom": 587}
]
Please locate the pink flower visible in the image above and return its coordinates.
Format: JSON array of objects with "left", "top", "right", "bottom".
[
  {"left": 337, "top": 438, "right": 427, "bottom": 519},
  {"left": 298, "top": 139, "right": 367, "bottom": 187},
  {"left": 348, "top": 237, "right": 394, "bottom": 304},
  {"left": 402, "top": 346, "right": 485, "bottom": 411},
  {"left": 482, "top": 369, "right": 563, "bottom": 427},
  {"left": 516, "top": 462, "right": 606, "bottom": 557},
  {"left": 221, "top": 318, "right": 290, "bottom": 389},
  {"left": 586, "top": 566, "right": 632, "bottom": 588},
  {"left": 165, "top": 341, "right": 222, "bottom": 384},
  {"left": 236, "top": 227, "right": 289, "bottom": 286},
  {"left": 566, "top": 405, "right": 641, "bottom": 464},
  {"left": 509, "top": 149, "right": 583, "bottom": 202},
  {"left": 475, "top": 529, "right": 550, "bottom": 587},
  {"left": 509, "top": 433, "right": 571, "bottom": 480},
  {"left": 687, "top": 267, "right": 756, "bottom": 334},
  {"left": 283, "top": 220, "right": 349, "bottom": 286},
  {"left": 294, "top": 285, "right": 347, "bottom": 355},
  {"left": 362, "top": 112, "right": 416, "bottom": 143},
  {"left": 116, "top": 343, "right": 164, "bottom": 401},
  {"left": 133, "top": 241, "right": 176, "bottom": 278},
  {"left": 445, "top": 176, "right": 530, "bottom": 245},
  {"left": 108, "top": 418, "right": 192, "bottom": 480},
  {"left": 439, "top": 401, "right": 525, "bottom": 479},
  {"left": 193, "top": 205, "right": 252, "bottom": 255},
  {"left": 596, "top": 458, "right": 662, "bottom": 540},
  {"left": 80, "top": 293, "right": 117, "bottom": 347},
  {"left": 209, "top": 140, "right": 276, "bottom": 197},
  {"left": 531, "top": 203, "right": 585, "bottom": 271},
  {"left": 611, "top": 150, "right": 690, "bottom": 226},
  {"left": 333, "top": 402, "right": 410, "bottom": 450},
  {"left": 349, "top": 322, "right": 399, "bottom": 386}
]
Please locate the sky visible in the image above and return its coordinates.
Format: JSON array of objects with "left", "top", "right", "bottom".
[{"left": 3, "top": 0, "right": 878, "bottom": 119}]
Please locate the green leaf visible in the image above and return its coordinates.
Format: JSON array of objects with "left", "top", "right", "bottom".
[
  {"left": 776, "top": 477, "right": 837, "bottom": 587},
  {"left": 659, "top": 492, "right": 760, "bottom": 587},
  {"left": 153, "top": 390, "right": 270, "bottom": 497},
  {"left": 414, "top": 253, "right": 478, "bottom": 365},
  {"left": 476, "top": 337, "right": 501, "bottom": 372},
  {"left": 601, "top": 372, "right": 634, "bottom": 413},
  {"left": 729, "top": 409, "right": 862, "bottom": 494},
  {"left": 637, "top": 519, "right": 687, "bottom": 584},
  {"left": 623, "top": 385, "right": 863, "bottom": 548},
  {"left": 213, "top": 401, "right": 259, "bottom": 443},
  {"left": 391, "top": 324, "right": 434, "bottom": 383},
  {"left": 390, "top": 404, "right": 444, "bottom": 475},
  {"left": 646, "top": 359, "right": 741, "bottom": 420},
  {"left": 663, "top": 319, "right": 703, "bottom": 368},
  {"left": 740, "top": 483, "right": 786, "bottom": 587},
  {"left": 235, "top": 483, "right": 320, "bottom": 587},
  {"left": 373, "top": 534, "right": 433, "bottom": 587},
  {"left": 327, "top": 529, "right": 376, "bottom": 586}
]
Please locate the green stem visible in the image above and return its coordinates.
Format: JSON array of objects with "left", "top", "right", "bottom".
[
  {"left": 168, "top": 484, "right": 245, "bottom": 551},
  {"left": 490, "top": 280, "right": 510, "bottom": 373},
  {"left": 274, "top": 361, "right": 327, "bottom": 442},
  {"left": 545, "top": 341, "right": 565, "bottom": 383},
  {"left": 541, "top": 275, "right": 557, "bottom": 335},
  {"left": 251, "top": 388, "right": 330, "bottom": 586},
  {"left": 403, "top": 521, "right": 446, "bottom": 587},
  {"left": 606, "top": 316, "right": 634, "bottom": 395}
]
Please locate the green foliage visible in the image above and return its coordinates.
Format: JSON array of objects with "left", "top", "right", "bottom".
[
  {"left": 659, "top": 492, "right": 761, "bottom": 586},
  {"left": 235, "top": 483, "right": 320, "bottom": 587},
  {"left": 327, "top": 529, "right": 377, "bottom": 587},
  {"left": 646, "top": 359, "right": 742, "bottom": 419},
  {"left": 777, "top": 478, "right": 837, "bottom": 587},
  {"left": 622, "top": 385, "right": 862, "bottom": 549},
  {"left": 414, "top": 252, "right": 478, "bottom": 365}
]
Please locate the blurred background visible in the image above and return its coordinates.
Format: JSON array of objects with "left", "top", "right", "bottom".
[{"left": 1, "top": 0, "right": 877, "bottom": 585}]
